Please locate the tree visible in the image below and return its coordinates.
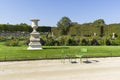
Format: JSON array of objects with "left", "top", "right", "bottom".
[
  {"left": 57, "top": 16, "right": 72, "bottom": 35},
  {"left": 93, "top": 19, "right": 106, "bottom": 37},
  {"left": 93, "top": 19, "right": 105, "bottom": 26}
]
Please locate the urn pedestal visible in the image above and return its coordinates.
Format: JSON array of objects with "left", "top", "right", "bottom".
[{"left": 27, "top": 19, "right": 42, "bottom": 50}]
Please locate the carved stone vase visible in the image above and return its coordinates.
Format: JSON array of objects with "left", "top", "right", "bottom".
[{"left": 27, "top": 19, "right": 42, "bottom": 50}]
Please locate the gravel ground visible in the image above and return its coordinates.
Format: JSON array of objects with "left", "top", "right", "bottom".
[{"left": 0, "top": 57, "right": 120, "bottom": 80}]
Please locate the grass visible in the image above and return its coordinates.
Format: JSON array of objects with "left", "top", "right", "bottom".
[{"left": 0, "top": 42, "right": 120, "bottom": 61}]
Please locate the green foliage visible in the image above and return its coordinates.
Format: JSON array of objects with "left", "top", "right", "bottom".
[
  {"left": 1, "top": 16, "right": 120, "bottom": 46},
  {"left": 0, "top": 24, "right": 31, "bottom": 32},
  {"left": 37, "top": 26, "right": 51, "bottom": 32},
  {"left": 24, "top": 39, "right": 30, "bottom": 45},
  {"left": 57, "top": 16, "right": 72, "bottom": 35},
  {"left": 44, "top": 37, "right": 54, "bottom": 46},
  {"left": 81, "top": 38, "right": 89, "bottom": 46},
  {"left": 0, "top": 36, "right": 8, "bottom": 41},
  {"left": 105, "top": 39, "right": 111, "bottom": 45},
  {"left": 93, "top": 19, "right": 105, "bottom": 26},
  {"left": 68, "top": 23, "right": 81, "bottom": 36},
  {"left": 65, "top": 37, "right": 79, "bottom": 46},
  {"left": 57, "top": 36, "right": 66, "bottom": 46},
  {"left": 39, "top": 34, "right": 120, "bottom": 46},
  {"left": 5, "top": 39, "right": 19, "bottom": 46},
  {"left": 91, "top": 38, "right": 99, "bottom": 45},
  {"left": 111, "top": 39, "right": 120, "bottom": 45}
]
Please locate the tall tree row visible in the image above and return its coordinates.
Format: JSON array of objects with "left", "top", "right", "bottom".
[
  {"left": 55, "top": 17, "right": 120, "bottom": 37},
  {"left": 0, "top": 16, "right": 120, "bottom": 38}
]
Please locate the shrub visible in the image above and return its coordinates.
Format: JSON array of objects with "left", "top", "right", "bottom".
[
  {"left": 0, "top": 36, "right": 8, "bottom": 41},
  {"left": 91, "top": 38, "right": 99, "bottom": 45},
  {"left": 24, "top": 39, "right": 30, "bottom": 45},
  {"left": 106, "top": 39, "right": 111, "bottom": 45},
  {"left": 99, "top": 38, "right": 106, "bottom": 45},
  {"left": 111, "top": 39, "right": 120, "bottom": 45},
  {"left": 57, "top": 36, "right": 66, "bottom": 46},
  {"left": 65, "top": 38, "right": 76, "bottom": 46},
  {"left": 40, "top": 38, "right": 45, "bottom": 45},
  {"left": 5, "top": 39, "right": 19, "bottom": 46},
  {"left": 81, "top": 39, "right": 89, "bottom": 46},
  {"left": 44, "top": 37, "right": 54, "bottom": 46}
]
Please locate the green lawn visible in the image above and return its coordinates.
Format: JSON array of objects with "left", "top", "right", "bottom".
[{"left": 0, "top": 42, "right": 120, "bottom": 61}]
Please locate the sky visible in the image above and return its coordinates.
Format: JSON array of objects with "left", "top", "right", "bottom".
[{"left": 0, "top": 0, "right": 120, "bottom": 26}]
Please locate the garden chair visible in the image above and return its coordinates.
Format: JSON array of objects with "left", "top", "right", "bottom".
[
  {"left": 75, "top": 48, "right": 88, "bottom": 63},
  {"left": 61, "top": 50, "right": 71, "bottom": 63}
]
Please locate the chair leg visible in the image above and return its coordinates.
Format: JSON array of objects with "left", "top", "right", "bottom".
[
  {"left": 61, "top": 57, "right": 66, "bottom": 63},
  {"left": 86, "top": 56, "right": 88, "bottom": 62},
  {"left": 69, "top": 56, "right": 72, "bottom": 62},
  {"left": 80, "top": 57, "right": 82, "bottom": 63}
]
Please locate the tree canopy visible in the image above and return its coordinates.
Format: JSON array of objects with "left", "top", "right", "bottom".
[{"left": 57, "top": 16, "right": 72, "bottom": 35}]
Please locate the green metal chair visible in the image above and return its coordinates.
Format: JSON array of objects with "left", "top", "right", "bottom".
[
  {"left": 75, "top": 48, "right": 88, "bottom": 63},
  {"left": 61, "top": 50, "right": 71, "bottom": 63}
]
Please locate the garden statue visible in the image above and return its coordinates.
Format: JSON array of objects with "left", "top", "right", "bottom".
[
  {"left": 94, "top": 32, "right": 96, "bottom": 36},
  {"left": 27, "top": 19, "right": 42, "bottom": 50},
  {"left": 112, "top": 33, "right": 115, "bottom": 39}
]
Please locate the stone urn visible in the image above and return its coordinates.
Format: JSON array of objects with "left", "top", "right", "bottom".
[{"left": 27, "top": 19, "right": 42, "bottom": 50}]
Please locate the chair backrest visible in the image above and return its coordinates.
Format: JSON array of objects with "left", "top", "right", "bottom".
[
  {"left": 61, "top": 49, "right": 64, "bottom": 53},
  {"left": 81, "top": 48, "right": 87, "bottom": 53}
]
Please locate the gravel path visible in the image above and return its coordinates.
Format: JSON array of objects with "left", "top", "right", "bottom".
[{"left": 0, "top": 57, "right": 120, "bottom": 80}]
